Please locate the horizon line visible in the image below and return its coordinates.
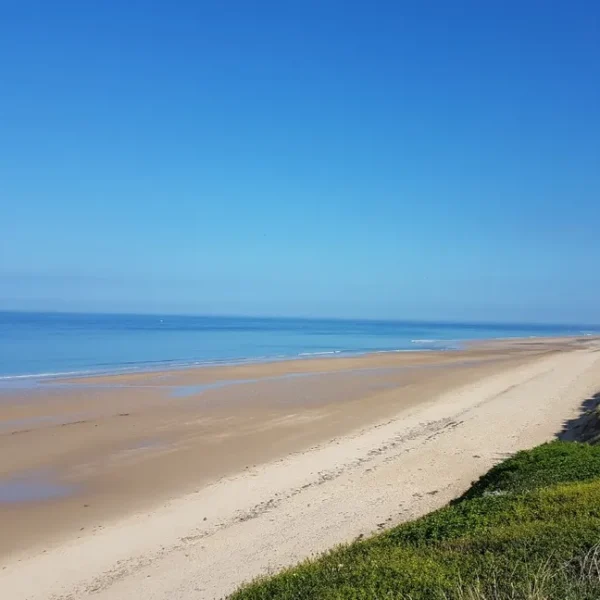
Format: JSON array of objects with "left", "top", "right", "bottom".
[{"left": 1, "top": 308, "right": 599, "bottom": 330}]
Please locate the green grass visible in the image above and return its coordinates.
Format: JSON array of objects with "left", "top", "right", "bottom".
[
  {"left": 230, "top": 442, "right": 600, "bottom": 599},
  {"left": 458, "top": 441, "right": 600, "bottom": 500}
]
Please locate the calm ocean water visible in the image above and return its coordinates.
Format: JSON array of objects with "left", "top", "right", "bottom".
[{"left": 0, "top": 311, "right": 598, "bottom": 379}]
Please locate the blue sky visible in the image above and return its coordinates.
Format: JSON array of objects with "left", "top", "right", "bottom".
[{"left": 1, "top": 1, "right": 599, "bottom": 323}]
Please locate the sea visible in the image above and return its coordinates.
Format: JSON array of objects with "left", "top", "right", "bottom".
[{"left": 0, "top": 311, "right": 598, "bottom": 380}]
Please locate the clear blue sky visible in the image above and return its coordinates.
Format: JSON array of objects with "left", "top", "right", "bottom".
[{"left": 1, "top": 1, "right": 599, "bottom": 323}]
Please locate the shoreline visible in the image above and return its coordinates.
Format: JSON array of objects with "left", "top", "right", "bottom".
[
  {"left": 0, "top": 347, "right": 437, "bottom": 383},
  {"left": 0, "top": 333, "right": 594, "bottom": 384},
  {"left": 1, "top": 338, "right": 599, "bottom": 599}
]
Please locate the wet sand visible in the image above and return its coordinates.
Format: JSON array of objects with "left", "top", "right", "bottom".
[{"left": 1, "top": 337, "right": 599, "bottom": 599}]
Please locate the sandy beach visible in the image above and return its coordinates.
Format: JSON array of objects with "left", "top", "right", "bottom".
[{"left": 2, "top": 337, "right": 600, "bottom": 599}]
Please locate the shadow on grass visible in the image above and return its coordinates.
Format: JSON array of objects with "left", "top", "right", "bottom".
[{"left": 559, "top": 391, "right": 600, "bottom": 442}]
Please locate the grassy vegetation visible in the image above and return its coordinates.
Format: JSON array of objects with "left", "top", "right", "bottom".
[{"left": 230, "top": 441, "right": 600, "bottom": 599}]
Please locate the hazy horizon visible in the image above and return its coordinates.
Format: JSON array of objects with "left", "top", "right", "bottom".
[{"left": 1, "top": 307, "right": 599, "bottom": 329}]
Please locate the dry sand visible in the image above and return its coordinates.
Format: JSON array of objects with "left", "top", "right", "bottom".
[{"left": 1, "top": 337, "right": 599, "bottom": 599}]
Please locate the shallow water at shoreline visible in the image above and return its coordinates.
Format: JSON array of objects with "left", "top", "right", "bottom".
[{"left": 2, "top": 311, "right": 597, "bottom": 380}]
